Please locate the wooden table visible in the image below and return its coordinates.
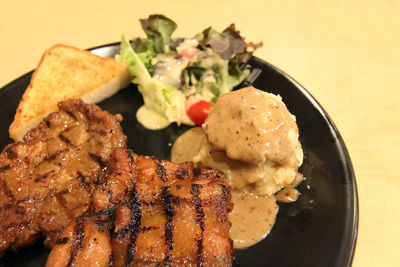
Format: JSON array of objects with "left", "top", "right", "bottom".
[{"left": 1, "top": 1, "right": 399, "bottom": 266}]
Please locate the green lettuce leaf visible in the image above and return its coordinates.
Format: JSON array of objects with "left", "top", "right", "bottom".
[{"left": 116, "top": 35, "right": 184, "bottom": 123}]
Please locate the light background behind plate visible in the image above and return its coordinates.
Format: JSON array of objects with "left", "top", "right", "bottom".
[{"left": 1, "top": 1, "right": 399, "bottom": 266}]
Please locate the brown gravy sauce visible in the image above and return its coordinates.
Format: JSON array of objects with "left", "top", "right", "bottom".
[
  {"left": 171, "top": 87, "right": 303, "bottom": 249},
  {"left": 229, "top": 191, "right": 278, "bottom": 248},
  {"left": 171, "top": 127, "right": 290, "bottom": 248},
  {"left": 171, "top": 127, "right": 206, "bottom": 164},
  {"left": 203, "top": 87, "right": 300, "bottom": 167}
]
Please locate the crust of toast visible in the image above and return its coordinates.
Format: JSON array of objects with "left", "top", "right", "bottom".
[{"left": 9, "top": 44, "right": 131, "bottom": 141}]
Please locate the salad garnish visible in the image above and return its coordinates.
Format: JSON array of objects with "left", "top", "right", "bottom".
[{"left": 116, "top": 14, "right": 262, "bottom": 129}]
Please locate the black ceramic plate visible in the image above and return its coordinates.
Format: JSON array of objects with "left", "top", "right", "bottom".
[{"left": 0, "top": 43, "right": 358, "bottom": 267}]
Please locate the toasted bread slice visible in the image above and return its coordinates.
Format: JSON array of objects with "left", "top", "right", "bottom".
[{"left": 9, "top": 44, "right": 131, "bottom": 141}]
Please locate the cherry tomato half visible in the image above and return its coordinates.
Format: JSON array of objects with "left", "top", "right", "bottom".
[{"left": 187, "top": 100, "right": 213, "bottom": 125}]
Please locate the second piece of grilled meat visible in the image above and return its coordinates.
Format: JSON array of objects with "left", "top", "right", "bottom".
[
  {"left": 0, "top": 99, "right": 126, "bottom": 256},
  {"left": 47, "top": 148, "right": 234, "bottom": 267}
]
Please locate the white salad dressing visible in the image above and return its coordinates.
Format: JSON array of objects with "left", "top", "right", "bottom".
[
  {"left": 136, "top": 105, "right": 171, "bottom": 130},
  {"left": 153, "top": 54, "right": 189, "bottom": 88}
]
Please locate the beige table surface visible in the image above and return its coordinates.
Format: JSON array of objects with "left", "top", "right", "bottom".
[{"left": 1, "top": 0, "right": 399, "bottom": 266}]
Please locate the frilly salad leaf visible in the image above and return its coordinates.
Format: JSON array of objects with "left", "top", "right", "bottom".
[
  {"left": 117, "top": 14, "right": 262, "bottom": 128},
  {"left": 139, "top": 14, "right": 177, "bottom": 54},
  {"left": 196, "top": 24, "right": 245, "bottom": 60},
  {"left": 115, "top": 35, "right": 185, "bottom": 125}
]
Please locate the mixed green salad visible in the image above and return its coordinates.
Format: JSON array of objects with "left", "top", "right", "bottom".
[{"left": 116, "top": 14, "right": 261, "bottom": 129}]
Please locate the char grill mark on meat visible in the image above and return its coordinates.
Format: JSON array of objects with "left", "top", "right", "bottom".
[
  {"left": 64, "top": 110, "right": 77, "bottom": 121},
  {"left": 46, "top": 214, "right": 114, "bottom": 267},
  {"left": 76, "top": 171, "right": 91, "bottom": 190},
  {"left": 192, "top": 167, "right": 201, "bottom": 178},
  {"left": 191, "top": 184, "right": 205, "bottom": 266},
  {"left": 161, "top": 185, "right": 174, "bottom": 266},
  {"left": 55, "top": 237, "right": 69, "bottom": 245},
  {"left": 58, "top": 134, "right": 74, "bottom": 148},
  {"left": 5, "top": 146, "right": 17, "bottom": 160},
  {"left": 0, "top": 165, "right": 11, "bottom": 172},
  {"left": 90, "top": 153, "right": 107, "bottom": 172},
  {"left": 156, "top": 160, "right": 167, "bottom": 182},
  {"left": 0, "top": 99, "right": 126, "bottom": 256},
  {"left": 67, "top": 218, "right": 85, "bottom": 267},
  {"left": 175, "top": 168, "right": 189, "bottom": 179},
  {"left": 124, "top": 186, "right": 141, "bottom": 267},
  {"left": 0, "top": 180, "right": 13, "bottom": 200}
]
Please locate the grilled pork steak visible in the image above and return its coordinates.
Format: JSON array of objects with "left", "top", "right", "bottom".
[
  {"left": 0, "top": 99, "right": 126, "bottom": 255},
  {"left": 47, "top": 148, "right": 234, "bottom": 267},
  {"left": 0, "top": 99, "right": 234, "bottom": 266}
]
